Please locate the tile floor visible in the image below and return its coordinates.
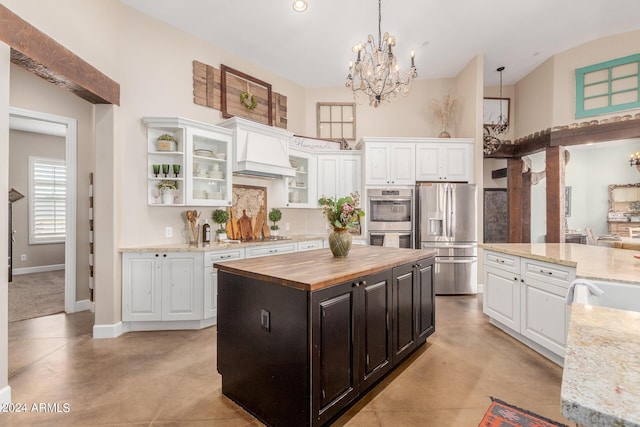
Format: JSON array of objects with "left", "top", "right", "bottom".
[{"left": 4, "top": 295, "right": 574, "bottom": 426}]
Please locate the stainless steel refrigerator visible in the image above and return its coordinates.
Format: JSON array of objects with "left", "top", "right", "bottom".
[{"left": 416, "top": 183, "right": 477, "bottom": 294}]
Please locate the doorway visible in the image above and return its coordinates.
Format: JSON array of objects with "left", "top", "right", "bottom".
[{"left": 8, "top": 107, "right": 77, "bottom": 315}]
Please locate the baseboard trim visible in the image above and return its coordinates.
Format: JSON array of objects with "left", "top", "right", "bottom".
[
  {"left": 75, "top": 299, "right": 92, "bottom": 312},
  {"left": 12, "top": 264, "right": 65, "bottom": 275},
  {"left": 93, "top": 322, "right": 124, "bottom": 339},
  {"left": 0, "top": 385, "right": 11, "bottom": 405}
]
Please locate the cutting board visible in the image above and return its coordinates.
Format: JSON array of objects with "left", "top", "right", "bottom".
[
  {"left": 238, "top": 210, "right": 253, "bottom": 241},
  {"left": 254, "top": 208, "right": 266, "bottom": 239},
  {"left": 226, "top": 208, "right": 240, "bottom": 240}
]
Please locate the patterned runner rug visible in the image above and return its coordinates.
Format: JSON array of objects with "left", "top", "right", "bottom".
[{"left": 479, "top": 397, "right": 569, "bottom": 427}]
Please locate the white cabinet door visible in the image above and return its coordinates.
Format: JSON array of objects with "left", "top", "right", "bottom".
[
  {"left": 122, "top": 253, "right": 162, "bottom": 321},
  {"left": 364, "top": 143, "right": 391, "bottom": 186},
  {"left": 520, "top": 279, "right": 569, "bottom": 357},
  {"left": 389, "top": 144, "right": 415, "bottom": 185},
  {"left": 441, "top": 144, "right": 471, "bottom": 182},
  {"left": 415, "top": 145, "right": 441, "bottom": 181},
  {"left": 483, "top": 265, "right": 521, "bottom": 331},
  {"left": 338, "top": 154, "right": 362, "bottom": 197},
  {"left": 317, "top": 155, "right": 339, "bottom": 199},
  {"left": 161, "top": 253, "right": 203, "bottom": 321}
]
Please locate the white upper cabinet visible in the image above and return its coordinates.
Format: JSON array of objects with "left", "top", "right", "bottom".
[
  {"left": 317, "top": 152, "right": 362, "bottom": 200},
  {"left": 143, "top": 117, "right": 233, "bottom": 207},
  {"left": 358, "top": 138, "right": 416, "bottom": 186},
  {"left": 415, "top": 140, "right": 473, "bottom": 182},
  {"left": 285, "top": 148, "right": 318, "bottom": 208}
]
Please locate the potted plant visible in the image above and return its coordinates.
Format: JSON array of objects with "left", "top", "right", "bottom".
[
  {"left": 212, "top": 209, "right": 230, "bottom": 241},
  {"left": 268, "top": 208, "right": 282, "bottom": 236},
  {"left": 156, "top": 133, "right": 177, "bottom": 151},
  {"left": 156, "top": 180, "right": 177, "bottom": 204}
]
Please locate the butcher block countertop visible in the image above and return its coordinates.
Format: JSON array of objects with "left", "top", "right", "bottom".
[
  {"left": 215, "top": 245, "right": 436, "bottom": 291},
  {"left": 481, "top": 243, "right": 640, "bottom": 285}
]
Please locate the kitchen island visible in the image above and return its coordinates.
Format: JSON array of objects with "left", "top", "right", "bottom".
[{"left": 215, "top": 245, "right": 436, "bottom": 427}]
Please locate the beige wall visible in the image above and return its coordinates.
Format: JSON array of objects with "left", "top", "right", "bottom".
[{"left": 9, "top": 130, "right": 66, "bottom": 270}]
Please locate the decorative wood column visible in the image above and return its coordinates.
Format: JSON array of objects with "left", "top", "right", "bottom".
[
  {"left": 546, "top": 146, "right": 566, "bottom": 243},
  {"left": 521, "top": 171, "right": 532, "bottom": 242},
  {"left": 507, "top": 158, "right": 523, "bottom": 242}
]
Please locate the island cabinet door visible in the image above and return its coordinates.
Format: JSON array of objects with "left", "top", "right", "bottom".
[
  {"left": 391, "top": 263, "right": 418, "bottom": 365},
  {"left": 416, "top": 258, "right": 436, "bottom": 341},
  {"left": 311, "top": 281, "right": 360, "bottom": 426},
  {"left": 359, "top": 270, "right": 393, "bottom": 388}
]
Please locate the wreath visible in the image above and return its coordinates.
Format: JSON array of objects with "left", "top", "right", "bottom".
[{"left": 240, "top": 91, "right": 257, "bottom": 110}]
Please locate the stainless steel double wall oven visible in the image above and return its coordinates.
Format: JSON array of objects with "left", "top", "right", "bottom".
[{"left": 366, "top": 188, "right": 414, "bottom": 248}]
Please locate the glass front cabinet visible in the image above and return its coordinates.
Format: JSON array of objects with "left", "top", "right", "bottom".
[
  {"left": 143, "top": 117, "right": 233, "bottom": 207},
  {"left": 284, "top": 148, "right": 317, "bottom": 208}
]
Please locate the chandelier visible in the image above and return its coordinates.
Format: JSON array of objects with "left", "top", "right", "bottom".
[
  {"left": 631, "top": 151, "right": 640, "bottom": 171},
  {"left": 483, "top": 66, "right": 509, "bottom": 155},
  {"left": 345, "top": 0, "right": 417, "bottom": 107}
]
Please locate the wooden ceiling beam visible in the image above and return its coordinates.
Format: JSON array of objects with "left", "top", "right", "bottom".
[{"left": 0, "top": 4, "right": 120, "bottom": 105}]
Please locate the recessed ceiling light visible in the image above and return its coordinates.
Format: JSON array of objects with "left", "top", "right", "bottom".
[{"left": 293, "top": 1, "right": 308, "bottom": 12}]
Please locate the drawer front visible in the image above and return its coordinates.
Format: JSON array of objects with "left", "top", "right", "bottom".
[
  {"left": 297, "top": 240, "right": 323, "bottom": 252},
  {"left": 522, "top": 258, "right": 575, "bottom": 288},
  {"left": 205, "top": 249, "right": 245, "bottom": 266},
  {"left": 484, "top": 250, "right": 520, "bottom": 274},
  {"left": 246, "top": 243, "right": 297, "bottom": 258}
]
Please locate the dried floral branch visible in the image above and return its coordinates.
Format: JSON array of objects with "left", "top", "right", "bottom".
[{"left": 431, "top": 94, "right": 459, "bottom": 130}]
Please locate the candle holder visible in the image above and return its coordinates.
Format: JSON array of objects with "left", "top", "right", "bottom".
[
  {"left": 173, "top": 164, "right": 181, "bottom": 178},
  {"left": 162, "top": 164, "right": 170, "bottom": 178},
  {"left": 152, "top": 164, "right": 160, "bottom": 177}
]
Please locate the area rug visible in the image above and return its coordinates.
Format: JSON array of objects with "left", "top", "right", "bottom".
[
  {"left": 478, "top": 397, "right": 569, "bottom": 427},
  {"left": 8, "top": 270, "right": 65, "bottom": 322}
]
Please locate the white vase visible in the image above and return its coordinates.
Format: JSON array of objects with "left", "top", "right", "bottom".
[{"left": 161, "top": 192, "right": 174, "bottom": 204}]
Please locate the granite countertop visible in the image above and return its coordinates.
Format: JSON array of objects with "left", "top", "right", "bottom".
[
  {"left": 561, "top": 303, "right": 640, "bottom": 426},
  {"left": 120, "top": 234, "right": 333, "bottom": 253},
  {"left": 480, "top": 243, "right": 640, "bottom": 285},
  {"left": 215, "top": 245, "right": 436, "bottom": 291}
]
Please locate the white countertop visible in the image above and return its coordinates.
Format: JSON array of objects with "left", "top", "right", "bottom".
[
  {"left": 561, "top": 303, "right": 640, "bottom": 426},
  {"left": 481, "top": 243, "right": 640, "bottom": 285},
  {"left": 120, "top": 234, "right": 335, "bottom": 252}
]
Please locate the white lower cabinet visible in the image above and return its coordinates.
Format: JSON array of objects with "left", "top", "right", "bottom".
[
  {"left": 483, "top": 251, "right": 575, "bottom": 365},
  {"left": 203, "top": 249, "right": 245, "bottom": 321},
  {"left": 122, "top": 252, "right": 202, "bottom": 322}
]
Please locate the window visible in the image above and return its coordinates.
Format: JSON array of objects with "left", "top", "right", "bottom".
[
  {"left": 317, "top": 102, "right": 356, "bottom": 140},
  {"left": 29, "top": 157, "right": 66, "bottom": 244},
  {"left": 575, "top": 53, "right": 640, "bottom": 118}
]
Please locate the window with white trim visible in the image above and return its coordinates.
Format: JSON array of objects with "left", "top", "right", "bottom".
[
  {"left": 575, "top": 53, "right": 640, "bottom": 118},
  {"left": 29, "top": 156, "right": 66, "bottom": 244}
]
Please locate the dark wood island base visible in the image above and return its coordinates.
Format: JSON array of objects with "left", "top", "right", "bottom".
[{"left": 216, "top": 245, "right": 436, "bottom": 427}]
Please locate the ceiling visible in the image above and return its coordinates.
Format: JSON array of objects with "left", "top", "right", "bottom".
[{"left": 122, "top": 0, "right": 640, "bottom": 88}]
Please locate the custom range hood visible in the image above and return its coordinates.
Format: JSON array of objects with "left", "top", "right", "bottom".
[{"left": 217, "top": 117, "right": 295, "bottom": 179}]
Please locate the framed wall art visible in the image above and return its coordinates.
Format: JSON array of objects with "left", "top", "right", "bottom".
[
  {"left": 221, "top": 64, "right": 273, "bottom": 125},
  {"left": 483, "top": 97, "right": 510, "bottom": 127}
]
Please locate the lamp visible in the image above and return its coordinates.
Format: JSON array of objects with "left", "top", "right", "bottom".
[
  {"left": 346, "top": 0, "right": 417, "bottom": 107},
  {"left": 483, "top": 66, "right": 509, "bottom": 155},
  {"left": 630, "top": 151, "right": 640, "bottom": 171}
]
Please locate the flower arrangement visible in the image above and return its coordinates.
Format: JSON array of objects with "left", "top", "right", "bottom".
[{"left": 318, "top": 193, "right": 364, "bottom": 230}]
